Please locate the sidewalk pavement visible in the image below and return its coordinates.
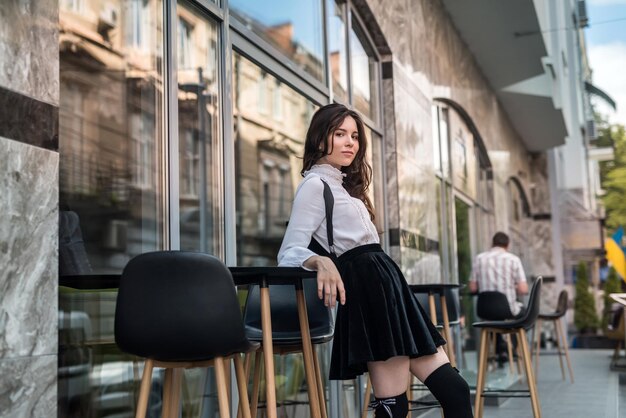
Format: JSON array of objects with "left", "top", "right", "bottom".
[{"left": 418, "top": 349, "right": 625, "bottom": 418}]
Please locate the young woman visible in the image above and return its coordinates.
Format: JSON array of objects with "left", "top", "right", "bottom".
[{"left": 278, "top": 104, "right": 473, "bottom": 418}]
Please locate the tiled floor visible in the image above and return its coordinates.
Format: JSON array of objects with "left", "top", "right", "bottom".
[{"left": 418, "top": 349, "right": 626, "bottom": 418}]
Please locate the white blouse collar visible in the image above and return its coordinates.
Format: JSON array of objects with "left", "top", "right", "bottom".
[{"left": 304, "top": 164, "right": 346, "bottom": 184}]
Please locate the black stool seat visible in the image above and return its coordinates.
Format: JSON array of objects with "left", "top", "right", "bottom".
[
  {"left": 243, "top": 279, "right": 334, "bottom": 346},
  {"left": 474, "top": 283, "right": 541, "bottom": 331},
  {"left": 538, "top": 290, "right": 567, "bottom": 320}
]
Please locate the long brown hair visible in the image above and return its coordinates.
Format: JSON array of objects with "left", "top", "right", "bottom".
[{"left": 302, "top": 103, "right": 375, "bottom": 220}]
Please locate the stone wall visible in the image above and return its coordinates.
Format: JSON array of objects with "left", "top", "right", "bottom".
[{"left": 0, "top": 0, "right": 59, "bottom": 415}]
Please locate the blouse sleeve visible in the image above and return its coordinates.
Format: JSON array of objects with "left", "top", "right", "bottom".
[{"left": 277, "top": 176, "right": 326, "bottom": 269}]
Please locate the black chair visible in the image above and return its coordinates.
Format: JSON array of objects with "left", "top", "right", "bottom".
[
  {"left": 114, "top": 251, "right": 258, "bottom": 418},
  {"left": 477, "top": 291, "right": 514, "bottom": 320},
  {"left": 534, "top": 290, "right": 574, "bottom": 382},
  {"left": 242, "top": 279, "right": 334, "bottom": 418},
  {"left": 473, "top": 277, "right": 543, "bottom": 418}
]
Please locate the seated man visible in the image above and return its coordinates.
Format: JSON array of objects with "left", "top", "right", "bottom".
[{"left": 469, "top": 232, "right": 529, "bottom": 365}]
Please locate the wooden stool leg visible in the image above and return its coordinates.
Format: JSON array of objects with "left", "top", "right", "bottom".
[
  {"left": 238, "top": 353, "right": 252, "bottom": 418},
  {"left": 362, "top": 375, "right": 372, "bottom": 418},
  {"left": 312, "top": 346, "right": 328, "bottom": 418},
  {"left": 234, "top": 354, "right": 252, "bottom": 418},
  {"left": 251, "top": 350, "right": 263, "bottom": 418},
  {"left": 474, "top": 329, "right": 490, "bottom": 418},
  {"left": 534, "top": 319, "right": 542, "bottom": 377},
  {"left": 168, "top": 369, "right": 183, "bottom": 418},
  {"left": 214, "top": 357, "right": 231, "bottom": 418},
  {"left": 557, "top": 318, "right": 575, "bottom": 383},
  {"left": 505, "top": 334, "right": 515, "bottom": 373},
  {"left": 551, "top": 320, "right": 565, "bottom": 380},
  {"left": 296, "top": 288, "right": 321, "bottom": 418},
  {"left": 440, "top": 295, "right": 456, "bottom": 367},
  {"left": 162, "top": 368, "right": 173, "bottom": 418},
  {"left": 519, "top": 329, "right": 541, "bottom": 418},
  {"left": 135, "top": 359, "right": 154, "bottom": 418}
]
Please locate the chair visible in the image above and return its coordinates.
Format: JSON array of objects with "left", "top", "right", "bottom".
[
  {"left": 533, "top": 290, "right": 574, "bottom": 382},
  {"left": 114, "top": 251, "right": 258, "bottom": 418},
  {"left": 242, "top": 278, "right": 334, "bottom": 418},
  {"left": 476, "top": 291, "right": 520, "bottom": 373},
  {"left": 473, "top": 277, "right": 543, "bottom": 418}
]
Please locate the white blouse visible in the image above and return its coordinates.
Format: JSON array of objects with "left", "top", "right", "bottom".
[{"left": 277, "top": 164, "right": 379, "bottom": 269}]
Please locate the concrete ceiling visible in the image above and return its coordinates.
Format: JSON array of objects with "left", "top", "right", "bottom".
[{"left": 441, "top": 0, "right": 567, "bottom": 151}]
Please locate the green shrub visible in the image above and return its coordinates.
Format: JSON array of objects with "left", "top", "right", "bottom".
[{"left": 574, "top": 262, "right": 599, "bottom": 333}]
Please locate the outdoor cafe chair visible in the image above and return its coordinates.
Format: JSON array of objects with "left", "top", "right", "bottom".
[
  {"left": 114, "top": 251, "right": 258, "bottom": 418},
  {"left": 473, "top": 277, "right": 543, "bottom": 418},
  {"left": 533, "top": 289, "right": 574, "bottom": 382}
]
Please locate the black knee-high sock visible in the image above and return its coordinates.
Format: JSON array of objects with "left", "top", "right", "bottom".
[
  {"left": 424, "top": 363, "right": 473, "bottom": 418},
  {"left": 369, "top": 392, "right": 408, "bottom": 418}
]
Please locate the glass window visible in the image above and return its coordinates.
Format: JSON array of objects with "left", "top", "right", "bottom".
[
  {"left": 177, "top": 1, "right": 222, "bottom": 255},
  {"left": 233, "top": 52, "right": 317, "bottom": 267},
  {"left": 349, "top": 19, "right": 378, "bottom": 121},
  {"left": 59, "top": 0, "right": 164, "bottom": 276},
  {"left": 59, "top": 1, "right": 164, "bottom": 417},
  {"left": 327, "top": 0, "right": 348, "bottom": 102},
  {"left": 230, "top": 0, "right": 325, "bottom": 82}
]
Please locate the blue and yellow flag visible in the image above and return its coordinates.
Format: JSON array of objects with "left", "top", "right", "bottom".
[{"left": 605, "top": 226, "right": 626, "bottom": 281}]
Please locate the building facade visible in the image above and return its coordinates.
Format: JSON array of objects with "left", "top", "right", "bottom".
[{"left": 0, "top": 0, "right": 602, "bottom": 416}]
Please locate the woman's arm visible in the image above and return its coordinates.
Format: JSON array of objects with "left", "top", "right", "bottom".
[
  {"left": 304, "top": 255, "right": 345, "bottom": 307},
  {"left": 278, "top": 176, "right": 345, "bottom": 307}
]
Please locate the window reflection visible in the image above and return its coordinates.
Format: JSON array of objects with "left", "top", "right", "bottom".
[
  {"left": 177, "top": 2, "right": 222, "bottom": 255},
  {"left": 350, "top": 19, "right": 378, "bottom": 120},
  {"left": 59, "top": 0, "right": 164, "bottom": 275},
  {"left": 328, "top": 0, "right": 348, "bottom": 102},
  {"left": 230, "top": 0, "right": 325, "bottom": 82},
  {"left": 233, "top": 52, "right": 317, "bottom": 267},
  {"left": 59, "top": 1, "right": 164, "bottom": 416}
]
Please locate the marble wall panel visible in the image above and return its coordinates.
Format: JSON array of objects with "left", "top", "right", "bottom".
[
  {"left": 0, "top": 0, "right": 59, "bottom": 105},
  {"left": 529, "top": 220, "right": 555, "bottom": 278},
  {"left": 0, "top": 355, "right": 57, "bottom": 417},
  {"left": 383, "top": 77, "right": 401, "bottom": 232},
  {"left": 0, "top": 137, "right": 58, "bottom": 359}
]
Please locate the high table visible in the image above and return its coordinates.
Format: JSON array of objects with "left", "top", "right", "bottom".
[
  {"left": 229, "top": 267, "right": 323, "bottom": 418},
  {"left": 60, "top": 269, "right": 324, "bottom": 418},
  {"left": 408, "top": 283, "right": 461, "bottom": 368}
]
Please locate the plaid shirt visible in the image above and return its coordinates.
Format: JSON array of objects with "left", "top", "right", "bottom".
[{"left": 470, "top": 247, "right": 527, "bottom": 315}]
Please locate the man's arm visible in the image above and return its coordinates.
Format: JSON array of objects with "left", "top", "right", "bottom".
[
  {"left": 514, "top": 257, "right": 529, "bottom": 295},
  {"left": 469, "top": 280, "right": 478, "bottom": 294}
]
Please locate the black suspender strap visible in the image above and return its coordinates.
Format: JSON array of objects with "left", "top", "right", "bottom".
[{"left": 320, "top": 179, "right": 336, "bottom": 257}]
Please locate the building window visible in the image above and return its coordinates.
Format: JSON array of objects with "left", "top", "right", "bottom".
[
  {"left": 350, "top": 18, "right": 378, "bottom": 121},
  {"left": 230, "top": 0, "right": 326, "bottom": 82},
  {"left": 178, "top": 17, "right": 193, "bottom": 70},
  {"left": 328, "top": 0, "right": 348, "bottom": 102}
]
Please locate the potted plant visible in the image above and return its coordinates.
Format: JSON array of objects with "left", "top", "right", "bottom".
[{"left": 574, "top": 262, "right": 601, "bottom": 348}]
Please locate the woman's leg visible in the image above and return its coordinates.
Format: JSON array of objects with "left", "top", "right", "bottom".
[
  {"left": 410, "top": 347, "right": 473, "bottom": 418},
  {"left": 367, "top": 356, "right": 410, "bottom": 418}
]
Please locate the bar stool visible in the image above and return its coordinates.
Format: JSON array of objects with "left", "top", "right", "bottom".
[
  {"left": 114, "top": 251, "right": 258, "bottom": 418},
  {"left": 242, "top": 278, "right": 334, "bottom": 418},
  {"left": 473, "top": 277, "right": 543, "bottom": 418},
  {"left": 476, "top": 291, "right": 521, "bottom": 373},
  {"left": 533, "top": 290, "right": 574, "bottom": 382}
]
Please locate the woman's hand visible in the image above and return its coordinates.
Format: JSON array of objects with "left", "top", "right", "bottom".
[{"left": 304, "top": 255, "right": 346, "bottom": 308}]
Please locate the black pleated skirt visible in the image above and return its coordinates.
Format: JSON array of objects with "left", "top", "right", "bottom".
[{"left": 329, "top": 244, "right": 446, "bottom": 380}]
